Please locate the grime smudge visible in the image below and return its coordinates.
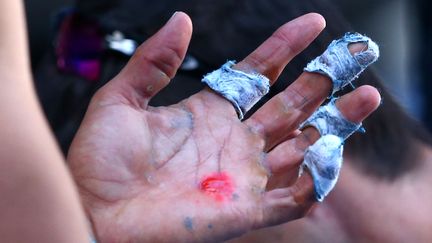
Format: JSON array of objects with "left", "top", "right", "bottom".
[
  {"left": 183, "top": 217, "right": 194, "bottom": 231},
  {"left": 199, "top": 172, "right": 234, "bottom": 202}
]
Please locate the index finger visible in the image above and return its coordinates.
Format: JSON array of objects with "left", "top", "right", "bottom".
[
  {"left": 234, "top": 13, "right": 326, "bottom": 82},
  {"left": 244, "top": 42, "right": 371, "bottom": 150},
  {"left": 196, "top": 13, "right": 326, "bottom": 119}
]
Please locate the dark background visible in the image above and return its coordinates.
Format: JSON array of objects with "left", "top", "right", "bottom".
[{"left": 24, "top": 0, "right": 432, "bottom": 131}]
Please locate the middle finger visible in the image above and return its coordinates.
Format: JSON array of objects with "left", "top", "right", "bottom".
[{"left": 244, "top": 42, "right": 369, "bottom": 150}]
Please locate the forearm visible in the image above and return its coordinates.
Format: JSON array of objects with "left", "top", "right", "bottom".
[
  {"left": 0, "top": 89, "right": 90, "bottom": 243},
  {"left": 0, "top": 1, "right": 88, "bottom": 242},
  {"left": 0, "top": 0, "right": 32, "bottom": 85}
]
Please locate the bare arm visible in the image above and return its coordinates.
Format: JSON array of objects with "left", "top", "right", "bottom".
[{"left": 0, "top": 1, "right": 88, "bottom": 242}]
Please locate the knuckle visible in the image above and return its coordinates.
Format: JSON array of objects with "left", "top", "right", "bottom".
[
  {"left": 137, "top": 43, "right": 183, "bottom": 79},
  {"left": 271, "top": 30, "right": 296, "bottom": 54}
]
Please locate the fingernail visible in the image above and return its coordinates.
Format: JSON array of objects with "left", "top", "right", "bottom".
[{"left": 167, "top": 11, "right": 179, "bottom": 24}]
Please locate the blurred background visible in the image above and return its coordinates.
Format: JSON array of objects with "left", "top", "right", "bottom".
[{"left": 24, "top": 0, "right": 431, "bottom": 132}]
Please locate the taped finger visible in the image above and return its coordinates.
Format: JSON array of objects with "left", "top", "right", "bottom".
[
  {"left": 245, "top": 33, "right": 379, "bottom": 150},
  {"left": 300, "top": 98, "right": 362, "bottom": 140},
  {"left": 265, "top": 86, "right": 381, "bottom": 201},
  {"left": 300, "top": 134, "right": 343, "bottom": 202},
  {"left": 305, "top": 32, "right": 380, "bottom": 96},
  {"left": 202, "top": 61, "right": 270, "bottom": 119},
  {"left": 199, "top": 14, "right": 325, "bottom": 119}
]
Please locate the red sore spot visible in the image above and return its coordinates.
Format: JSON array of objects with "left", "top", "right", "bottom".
[{"left": 200, "top": 172, "right": 234, "bottom": 202}]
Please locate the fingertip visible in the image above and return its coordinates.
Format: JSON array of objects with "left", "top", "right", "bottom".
[
  {"left": 355, "top": 85, "right": 382, "bottom": 109},
  {"left": 108, "top": 11, "right": 193, "bottom": 108},
  {"left": 169, "top": 11, "right": 193, "bottom": 37},
  {"left": 235, "top": 12, "right": 327, "bottom": 81},
  {"left": 303, "top": 12, "right": 326, "bottom": 31},
  {"left": 336, "top": 85, "right": 381, "bottom": 123},
  {"left": 157, "top": 11, "right": 192, "bottom": 50},
  {"left": 127, "top": 11, "right": 193, "bottom": 77},
  {"left": 291, "top": 13, "right": 326, "bottom": 41}
]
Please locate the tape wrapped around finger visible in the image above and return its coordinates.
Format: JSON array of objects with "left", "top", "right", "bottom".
[
  {"left": 300, "top": 98, "right": 362, "bottom": 140},
  {"left": 300, "top": 32, "right": 379, "bottom": 201},
  {"left": 300, "top": 99, "right": 362, "bottom": 202},
  {"left": 300, "top": 135, "right": 344, "bottom": 202},
  {"left": 304, "top": 32, "right": 380, "bottom": 96},
  {"left": 202, "top": 61, "right": 270, "bottom": 119}
]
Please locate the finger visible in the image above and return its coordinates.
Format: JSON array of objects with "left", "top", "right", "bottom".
[
  {"left": 260, "top": 172, "right": 315, "bottom": 227},
  {"left": 106, "top": 12, "right": 192, "bottom": 108},
  {"left": 265, "top": 85, "right": 381, "bottom": 175},
  {"left": 234, "top": 13, "right": 326, "bottom": 82},
  {"left": 264, "top": 127, "right": 316, "bottom": 190},
  {"left": 245, "top": 42, "right": 371, "bottom": 150},
  {"left": 258, "top": 86, "right": 380, "bottom": 226},
  {"left": 193, "top": 13, "right": 325, "bottom": 119}
]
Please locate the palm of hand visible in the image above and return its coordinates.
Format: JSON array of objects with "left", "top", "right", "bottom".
[
  {"left": 69, "top": 88, "right": 275, "bottom": 242},
  {"left": 67, "top": 12, "right": 344, "bottom": 243}
]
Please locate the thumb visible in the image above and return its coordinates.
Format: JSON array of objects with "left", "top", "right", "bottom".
[{"left": 108, "top": 12, "right": 192, "bottom": 108}]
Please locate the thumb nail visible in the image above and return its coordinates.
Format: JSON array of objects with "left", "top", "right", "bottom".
[{"left": 166, "top": 11, "right": 179, "bottom": 25}]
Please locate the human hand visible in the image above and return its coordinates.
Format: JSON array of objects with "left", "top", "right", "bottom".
[{"left": 68, "top": 12, "right": 380, "bottom": 242}]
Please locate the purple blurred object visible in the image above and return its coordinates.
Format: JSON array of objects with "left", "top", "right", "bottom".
[{"left": 55, "top": 12, "right": 104, "bottom": 81}]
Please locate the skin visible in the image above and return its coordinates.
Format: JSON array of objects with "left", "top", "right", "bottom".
[
  {"left": 0, "top": 3, "right": 378, "bottom": 242},
  {"left": 229, "top": 148, "right": 432, "bottom": 243},
  {"left": 226, "top": 45, "right": 432, "bottom": 242},
  {"left": 0, "top": 1, "right": 89, "bottom": 242},
  {"left": 68, "top": 12, "right": 381, "bottom": 242}
]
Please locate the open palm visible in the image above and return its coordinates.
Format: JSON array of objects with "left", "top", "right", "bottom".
[{"left": 68, "top": 13, "right": 380, "bottom": 242}]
